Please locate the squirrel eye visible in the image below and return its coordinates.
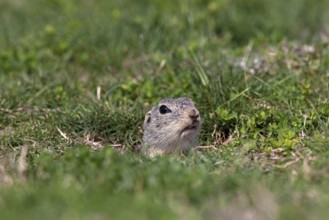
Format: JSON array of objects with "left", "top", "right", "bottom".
[{"left": 159, "top": 105, "right": 171, "bottom": 114}]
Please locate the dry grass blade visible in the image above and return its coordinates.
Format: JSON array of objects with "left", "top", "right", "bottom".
[
  {"left": 222, "top": 135, "right": 234, "bottom": 145},
  {"left": 97, "top": 86, "right": 101, "bottom": 100},
  {"left": 83, "top": 132, "right": 104, "bottom": 150},
  {"left": 0, "top": 158, "right": 14, "bottom": 186},
  {"left": 17, "top": 145, "right": 29, "bottom": 181},
  {"left": 193, "top": 145, "right": 216, "bottom": 150},
  {"left": 57, "top": 127, "right": 69, "bottom": 140}
]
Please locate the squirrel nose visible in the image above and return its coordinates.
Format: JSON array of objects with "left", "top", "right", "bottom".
[{"left": 188, "top": 108, "right": 199, "bottom": 120}]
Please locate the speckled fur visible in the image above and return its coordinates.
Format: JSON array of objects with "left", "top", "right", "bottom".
[{"left": 142, "top": 97, "right": 201, "bottom": 157}]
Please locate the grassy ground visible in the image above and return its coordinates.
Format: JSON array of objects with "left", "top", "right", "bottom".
[{"left": 1, "top": 0, "right": 329, "bottom": 219}]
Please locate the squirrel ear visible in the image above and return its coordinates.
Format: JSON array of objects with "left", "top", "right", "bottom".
[{"left": 144, "top": 111, "right": 151, "bottom": 124}]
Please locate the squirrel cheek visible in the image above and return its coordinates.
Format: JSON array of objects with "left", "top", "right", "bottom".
[{"left": 166, "top": 121, "right": 181, "bottom": 132}]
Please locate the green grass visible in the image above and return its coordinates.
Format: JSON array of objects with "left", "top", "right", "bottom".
[{"left": 1, "top": 0, "right": 329, "bottom": 219}]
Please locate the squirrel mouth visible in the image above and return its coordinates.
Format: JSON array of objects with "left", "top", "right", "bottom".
[{"left": 180, "top": 123, "right": 199, "bottom": 136}]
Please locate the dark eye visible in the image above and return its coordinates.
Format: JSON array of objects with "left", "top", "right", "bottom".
[{"left": 159, "top": 105, "right": 171, "bottom": 114}]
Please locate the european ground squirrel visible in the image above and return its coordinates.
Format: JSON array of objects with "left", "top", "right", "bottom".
[{"left": 142, "top": 97, "right": 201, "bottom": 157}]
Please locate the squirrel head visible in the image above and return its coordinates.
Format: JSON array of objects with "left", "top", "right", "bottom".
[{"left": 142, "top": 97, "right": 201, "bottom": 156}]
